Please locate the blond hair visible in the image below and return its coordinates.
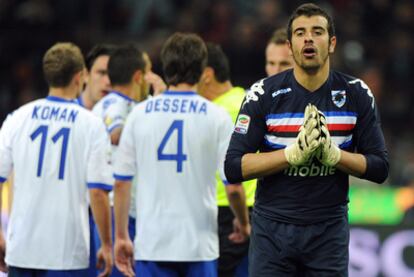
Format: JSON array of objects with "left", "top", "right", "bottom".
[{"left": 43, "top": 42, "right": 85, "bottom": 87}]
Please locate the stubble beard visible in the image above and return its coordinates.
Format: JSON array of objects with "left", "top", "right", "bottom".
[{"left": 293, "top": 49, "right": 329, "bottom": 75}]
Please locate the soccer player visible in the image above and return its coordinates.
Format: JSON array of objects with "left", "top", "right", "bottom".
[
  {"left": 198, "top": 42, "right": 254, "bottom": 277},
  {"left": 76, "top": 43, "right": 115, "bottom": 277},
  {"left": 93, "top": 44, "right": 148, "bottom": 277},
  {"left": 225, "top": 3, "right": 389, "bottom": 276},
  {"left": 113, "top": 32, "right": 250, "bottom": 277},
  {"left": 78, "top": 44, "right": 115, "bottom": 110},
  {"left": 265, "top": 28, "right": 294, "bottom": 76},
  {"left": 93, "top": 44, "right": 148, "bottom": 146},
  {"left": 0, "top": 43, "right": 113, "bottom": 276}
]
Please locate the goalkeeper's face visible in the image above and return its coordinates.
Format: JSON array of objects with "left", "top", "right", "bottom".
[{"left": 289, "top": 15, "right": 336, "bottom": 72}]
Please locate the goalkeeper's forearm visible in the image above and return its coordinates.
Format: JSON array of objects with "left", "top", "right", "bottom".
[
  {"left": 240, "top": 151, "right": 289, "bottom": 181},
  {"left": 336, "top": 150, "right": 367, "bottom": 177}
]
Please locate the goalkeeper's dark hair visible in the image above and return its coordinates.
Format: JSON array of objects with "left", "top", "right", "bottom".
[
  {"left": 287, "top": 3, "right": 335, "bottom": 42},
  {"left": 85, "top": 44, "right": 116, "bottom": 71},
  {"left": 108, "top": 44, "right": 146, "bottom": 86},
  {"left": 43, "top": 42, "right": 85, "bottom": 87},
  {"left": 161, "top": 32, "right": 207, "bottom": 86},
  {"left": 206, "top": 42, "right": 231, "bottom": 83}
]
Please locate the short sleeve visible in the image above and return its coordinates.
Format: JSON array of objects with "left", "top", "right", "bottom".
[
  {"left": 102, "top": 100, "right": 129, "bottom": 133},
  {"left": 86, "top": 119, "right": 114, "bottom": 190},
  {"left": 0, "top": 114, "right": 16, "bottom": 182},
  {"left": 113, "top": 112, "right": 137, "bottom": 181},
  {"left": 216, "top": 108, "right": 234, "bottom": 184}
]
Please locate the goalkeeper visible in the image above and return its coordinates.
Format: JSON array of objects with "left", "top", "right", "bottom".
[{"left": 224, "top": 3, "right": 389, "bottom": 276}]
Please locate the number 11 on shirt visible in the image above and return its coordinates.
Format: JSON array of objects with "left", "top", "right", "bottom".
[{"left": 30, "top": 125, "right": 70, "bottom": 180}]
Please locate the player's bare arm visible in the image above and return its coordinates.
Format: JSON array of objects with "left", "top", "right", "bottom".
[
  {"left": 90, "top": 188, "right": 113, "bottom": 276},
  {"left": 114, "top": 180, "right": 135, "bottom": 277},
  {"left": 0, "top": 183, "right": 7, "bottom": 273},
  {"left": 241, "top": 151, "right": 289, "bottom": 180},
  {"left": 225, "top": 184, "right": 251, "bottom": 242}
]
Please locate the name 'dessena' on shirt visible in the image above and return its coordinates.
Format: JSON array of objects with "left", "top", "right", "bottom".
[{"left": 145, "top": 98, "right": 207, "bottom": 114}]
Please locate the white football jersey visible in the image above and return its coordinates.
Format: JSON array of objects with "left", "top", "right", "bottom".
[
  {"left": 0, "top": 96, "right": 113, "bottom": 269},
  {"left": 92, "top": 91, "right": 136, "bottom": 136},
  {"left": 113, "top": 91, "right": 233, "bottom": 261},
  {"left": 92, "top": 91, "right": 137, "bottom": 217}
]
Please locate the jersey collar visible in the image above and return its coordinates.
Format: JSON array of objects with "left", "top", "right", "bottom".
[
  {"left": 164, "top": 91, "right": 197, "bottom": 96},
  {"left": 76, "top": 95, "right": 85, "bottom": 107},
  {"left": 109, "top": 91, "right": 135, "bottom": 102},
  {"left": 46, "top": 96, "right": 78, "bottom": 104}
]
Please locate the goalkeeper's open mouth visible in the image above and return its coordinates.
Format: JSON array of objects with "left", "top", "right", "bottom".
[{"left": 302, "top": 46, "right": 317, "bottom": 58}]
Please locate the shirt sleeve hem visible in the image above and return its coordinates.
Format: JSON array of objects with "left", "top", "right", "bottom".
[
  {"left": 87, "top": 182, "right": 113, "bottom": 191},
  {"left": 113, "top": 174, "right": 134, "bottom": 181},
  {"left": 108, "top": 123, "right": 123, "bottom": 133}
]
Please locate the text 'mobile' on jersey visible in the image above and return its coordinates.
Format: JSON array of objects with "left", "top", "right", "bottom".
[
  {"left": 113, "top": 91, "right": 234, "bottom": 261},
  {"left": 0, "top": 96, "right": 113, "bottom": 270}
]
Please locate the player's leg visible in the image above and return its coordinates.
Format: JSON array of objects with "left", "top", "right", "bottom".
[
  {"left": 87, "top": 208, "right": 98, "bottom": 276},
  {"left": 8, "top": 267, "right": 35, "bottom": 277},
  {"left": 217, "top": 206, "right": 249, "bottom": 277},
  {"left": 185, "top": 260, "right": 217, "bottom": 277},
  {"left": 135, "top": 261, "right": 179, "bottom": 277},
  {"left": 249, "top": 211, "right": 300, "bottom": 277},
  {"left": 300, "top": 216, "right": 349, "bottom": 277},
  {"left": 233, "top": 255, "right": 248, "bottom": 277},
  {"left": 128, "top": 216, "right": 136, "bottom": 242},
  {"left": 40, "top": 268, "right": 89, "bottom": 277}
]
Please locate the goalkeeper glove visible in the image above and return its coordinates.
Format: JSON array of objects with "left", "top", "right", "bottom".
[
  {"left": 316, "top": 110, "right": 341, "bottom": 166},
  {"left": 284, "top": 104, "right": 321, "bottom": 166}
]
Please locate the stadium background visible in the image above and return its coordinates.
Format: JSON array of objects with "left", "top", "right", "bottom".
[{"left": 0, "top": 0, "right": 413, "bottom": 276}]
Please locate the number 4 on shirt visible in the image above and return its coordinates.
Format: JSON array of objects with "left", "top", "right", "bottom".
[{"left": 157, "top": 120, "right": 187, "bottom": 172}]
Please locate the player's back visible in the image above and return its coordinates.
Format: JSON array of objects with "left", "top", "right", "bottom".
[
  {"left": 0, "top": 96, "right": 111, "bottom": 269},
  {"left": 119, "top": 91, "right": 233, "bottom": 260}
]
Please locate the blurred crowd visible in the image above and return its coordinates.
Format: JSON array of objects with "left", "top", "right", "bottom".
[{"left": 0, "top": 0, "right": 413, "bottom": 186}]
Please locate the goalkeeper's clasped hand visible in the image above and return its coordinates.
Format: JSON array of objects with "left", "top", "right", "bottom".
[
  {"left": 284, "top": 104, "right": 341, "bottom": 167},
  {"left": 316, "top": 109, "right": 341, "bottom": 167},
  {"left": 284, "top": 104, "right": 321, "bottom": 166}
]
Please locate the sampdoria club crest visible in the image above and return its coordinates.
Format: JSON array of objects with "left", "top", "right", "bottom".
[{"left": 331, "top": 90, "right": 346, "bottom": 108}]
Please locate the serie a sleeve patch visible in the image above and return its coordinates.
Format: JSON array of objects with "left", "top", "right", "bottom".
[{"left": 234, "top": 114, "right": 250, "bottom": 134}]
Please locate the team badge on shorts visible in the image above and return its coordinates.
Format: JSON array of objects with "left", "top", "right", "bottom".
[
  {"left": 331, "top": 90, "right": 346, "bottom": 108},
  {"left": 235, "top": 114, "right": 250, "bottom": 134}
]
